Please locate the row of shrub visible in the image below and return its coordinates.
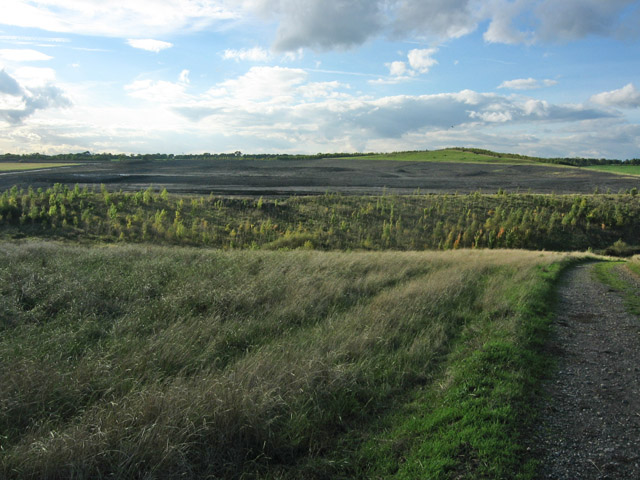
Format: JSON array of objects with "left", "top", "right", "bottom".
[{"left": 1, "top": 184, "right": 639, "bottom": 253}]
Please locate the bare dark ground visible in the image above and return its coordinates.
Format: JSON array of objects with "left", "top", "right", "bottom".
[
  {"left": 1, "top": 158, "right": 639, "bottom": 196},
  {"left": 533, "top": 263, "right": 640, "bottom": 479}
]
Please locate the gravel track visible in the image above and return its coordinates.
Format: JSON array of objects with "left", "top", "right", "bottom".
[{"left": 534, "top": 263, "right": 640, "bottom": 479}]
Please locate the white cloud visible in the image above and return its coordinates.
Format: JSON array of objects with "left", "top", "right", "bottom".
[
  {"left": 407, "top": 48, "right": 438, "bottom": 74},
  {"left": 213, "top": 66, "right": 308, "bottom": 102},
  {"left": 0, "top": 49, "right": 53, "bottom": 62},
  {"left": 0, "top": 93, "right": 26, "bottom": 111},
  {"left": 125, "top": 79, "right": 189, "bottom": 103},
  {"left": 0, "top": 35, "right": 70, "bottom": 46},
  {"left": 387, "top": 61, "right": 408, "bottom": 77},
  {"left": 498, "top": 78, "right": 558, "bottom": 90},
  {"left": 12, "top": 67, "right": 57, "bottom": 88},
  {"left": 591, "top": 83, "right": 640, "bottom": 109},
  {"left": 282, "top": 48, "right": 305, "bottom": 62},
  {"left": 222, "top": 47, "right": 271, "bottom": 62},
  {"left": 127, "top": 39, "right": 173, "bottom": 53},
  {"left": 297, "top": 81, "right": 349, "bottom": 99},
  {"left": 483, "top": 0, "right": 533, "bottom": 45},
  {"left": 372, "top": 49, "right": 437, "bottom": 85},
  {"left": 179, "top": 70, "right": 190, "bottom": 85},
  {"left": 369, "top": 76, "right": 413, "bottom": 86},
  {"left": 1, "top": 0, "right": 238, "bottom": 38}
]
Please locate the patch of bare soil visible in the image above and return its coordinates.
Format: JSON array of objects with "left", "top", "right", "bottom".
[
  {"left": 2, "top": 159, "right": 640, "bottom": 196},
  {"left": 534, "top": 263, "right": 640, "bottom": 479}
]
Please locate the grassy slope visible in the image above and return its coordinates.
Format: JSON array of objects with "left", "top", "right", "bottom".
[
  {"left": 0, "top": 163, "right": 78, "bottom": 172},
  {"left": 340, "top": 149, "right": 543, "bottom": 165},
  {"left": 0, "top": 243, "right": 580, "bottom": 479},
  {"left": 594, "top": 258, "right": 640, "bottom": 316},
  {"left": 584, "top": 164, "right": 640, "bottom": 177}
]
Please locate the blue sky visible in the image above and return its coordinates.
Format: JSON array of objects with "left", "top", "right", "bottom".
[{"left": 0, "top": 0, "right": 639, "bottom": 158}]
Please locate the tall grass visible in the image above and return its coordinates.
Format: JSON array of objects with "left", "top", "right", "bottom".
[{"left": 1, "top": 242, "right": 576, "bottom": 478}]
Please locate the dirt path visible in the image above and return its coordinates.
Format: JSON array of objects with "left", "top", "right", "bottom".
[{"left": 534, "top": 263, "right": 640, "bottom": 479}]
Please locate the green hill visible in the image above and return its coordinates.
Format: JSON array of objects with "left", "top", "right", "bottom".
[{"left": 342, "top": 148, "right": 543, "bottom": 165}]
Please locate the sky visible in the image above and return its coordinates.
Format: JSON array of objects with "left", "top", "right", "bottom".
[{"left": 0, "top": 1, "right": 639, "bottom": 159}]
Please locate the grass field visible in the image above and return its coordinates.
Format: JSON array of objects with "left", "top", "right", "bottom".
[
  {"left": 344, "top": 149, "right": 544, "bottom": 165},
  {"left": 0, "top": 242, "right": 580, "bottom": 479},
  {"left": 584, "top": 164, "right": 640, "bottom": 176},
  {"left": 0, "top": 163, "right": 78, "bottom": 172}
]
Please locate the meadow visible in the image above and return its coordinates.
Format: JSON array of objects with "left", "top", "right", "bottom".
[
  {"left": 0, "top": 242, "right": 578, "bottom": 479},
  {"left": 585, "top": 164, "right": 640, "bottom": 176},
  {"left": 340, "top": 148, "right": 540, "bottom": 164},
  {"left": 1, "top": 167, "right": 638, "bottom": 478},
  {"left": 0, "top": 163, "right": 78, "bottom": 172}
]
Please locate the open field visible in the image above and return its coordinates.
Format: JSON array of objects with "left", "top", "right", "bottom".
[
  {"left": 342, "top": 148, "right": 542, "bottom": 164},
  {"left": 585, "top": 164, "right": 640, "bottom": 176},
  {"left": 2, "top": 150, "right": 639, "bottom": 478},
  {"left": 0, "top": 163, "right": 78, "bottom": 172},
  {"left": 0, "top": 242, "right": 580, "bottom": 479},
  {"left": 1, "top": 156, "right": 639, "bottom": 196}
]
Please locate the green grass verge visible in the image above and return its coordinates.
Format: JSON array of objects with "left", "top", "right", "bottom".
[
  {"left": 349, "top": 256, "right": 583, "bottom": 479},
  {"left": 629, "top": 256, "right": 640, "bottom": 276},
  {"left": 584, "top": 165, "right": 640, "bottom": 176},
  {"left": 0, "top": 163, "right": 78, "bottom": 172},
  {"left": 593, "top": 261, "right": 640, "bottom": 316},
  {"left": 341, "top": 149, "right": 542, "bottom": 165}
]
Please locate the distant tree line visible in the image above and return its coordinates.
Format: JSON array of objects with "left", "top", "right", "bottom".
[
  {"left": 3, "top": 148, "right": 639, "bottom": 165},
  {"left": 0, "top": 151, "right": 376, "bottom": 163}
]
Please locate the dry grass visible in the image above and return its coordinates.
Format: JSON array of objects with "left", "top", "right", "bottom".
[
  {"left": 0, "top": 243, "right": 576, "bottom": 478},
  {"left": 0, "top": 163, "right": 77, "bottom": 172}
]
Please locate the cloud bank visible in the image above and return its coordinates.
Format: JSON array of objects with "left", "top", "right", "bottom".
[
  {"left": 248, "top": 0, "right": 638, "bottom": 51},
  {"left": 122, "top": 66, "right": 613, "bottom": 144},
  {"left": 2, "top": 1, "right": 636, "bottom": 51},
  {"left": 591, "top": 83, "right": 640, "bottom": 109}
]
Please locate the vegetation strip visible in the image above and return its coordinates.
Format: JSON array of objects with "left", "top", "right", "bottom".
[
  {"left": 585, "top": 165, "right": 640, "bottom": 176},
  {"left": 1, "top": 185, "right": 639, "bottom": 253},
  {"left": 593, "top": 260, "right": 640, "bottom": 316}
]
